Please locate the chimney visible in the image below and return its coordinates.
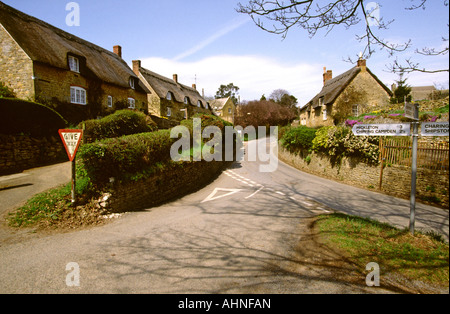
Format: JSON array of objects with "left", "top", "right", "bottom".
[
  {"left": 323, "top": 67, "right": 333, "bottom": 86},
  {"left": 357, "top": 58, "right": 367, "bottom": 71},
  {"left": 113, "top": 45, "right": 122, "bottom": 58},
  {"left": 192, "top": 83, "right": 197, "bottom": 90},
  {"left": 173, "top": 74, "right": 178, "bottom": 83},
  {"left": 132, "top": 60, "right": 141, "bottom": 76}
]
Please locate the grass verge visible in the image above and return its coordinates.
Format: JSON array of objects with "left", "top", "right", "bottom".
[{"left": 315, "top": 213, "right": 449, "bottom": 288}]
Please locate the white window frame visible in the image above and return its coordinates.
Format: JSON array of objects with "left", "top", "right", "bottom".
[
  {"left": 167, "top": 107, "right": 172, "bottom": 117},
  {"left": 323, "top": 107, "right": 327, "bottom": 121},
  {"left": 70, "top": 86, "right": 87, "bottom": 105},
  {"left": 128, "top": 98, "right": 136, "bottom": 109},
  {"left": 184, "top": 96, "right": 190, "bottom": 105},
  {"left": 107, "top": 95, "right": 113, "bottom": 108},
  {"left": 129, "top": 78, "right": 135, "bottom": 89},
  {"left": 166, "top": 92, "right": 173, "bottom": 101},
  {"left": 197, "top": 100, "right": 202, "bottom": 108},
  {"left": 68, "top": 56, "right": 80, "bottom": 73},
  {"left": 319, "top": 97, "right": 324, "bottom": 107}
]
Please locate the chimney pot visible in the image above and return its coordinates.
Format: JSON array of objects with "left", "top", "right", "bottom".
[
  {"left": 173, "top": 74, "right": 178, "bottom": 83},
  {"left": 113, "top": 45, "right": 122, "bottom": 58},
  {"left": 192, "top": 83, "right": 197, "bottom": 90}
]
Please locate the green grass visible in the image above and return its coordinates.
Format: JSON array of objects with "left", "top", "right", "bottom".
[
  {"left": 7, "top": 176, "right": 91, "bottom": 228},
  {"left": 316, "top": 213, "right": 449, "bottom": 287}
]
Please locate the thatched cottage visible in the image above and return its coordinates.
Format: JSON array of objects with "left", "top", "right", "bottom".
[
  {"left": 0, "top": 1, "right": 149, "bottom": 122},
  {"left": 132, "top": 60, "right": 212, "bottom": 122},
  {"left": 300, "top": 58, "right": 392, "bottom": 127}
]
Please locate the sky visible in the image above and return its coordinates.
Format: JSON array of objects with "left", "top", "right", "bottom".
[{"left": 3, "top": 0, "right": 449, "bottom": 106}]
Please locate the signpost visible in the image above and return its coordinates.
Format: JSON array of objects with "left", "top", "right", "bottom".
[
  {"left": 352, "top": 123, "right": 410, "bottom": 136},
  {"left": 421, "top": 122, "right": 449, "bottom": 137},
  {"left": 59, "top": 129, "right": 83, "bottom": 205},
  {"left": 351, "top": 107, "right": 449, "bottom": 235}
]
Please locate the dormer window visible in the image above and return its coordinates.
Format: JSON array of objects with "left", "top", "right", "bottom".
[
  {"left": 68, "top": 56, "right": 79, "bottom": 73},
  {"left": 319, "top": 96, "right": 324, "bottom": 107},
  {"left": 129, "top": 78, "right": 135, "bottom": 89},
  {"left": 184, "top": 96, "right": 190, "bottom": 105},
  {"left": 197, "top": 100, "right": 203, "bottom": 108},
  {"left": 166, "top": 92, "right": 173, "bottom": 101}
]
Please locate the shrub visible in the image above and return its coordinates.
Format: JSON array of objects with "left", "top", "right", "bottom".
[
  {"left": 280, "top": 126, "right": 317, "bottom": 153},
  {"left": 80, "top": 110, "right": 157, "bottom": 143},
  {"left": 312, "top": 126, "right": 379, "bottom": 165},
  {"left": 78, "top": 129, "right": 174, "bottom": 185},
  {"left": 0, "top": 98, "right": 67, "bottom": 137}
]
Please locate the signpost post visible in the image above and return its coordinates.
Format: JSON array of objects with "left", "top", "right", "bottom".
[
  {"left": 59, "top": 129, "right": 83, "bottom": 205},
  {"left": 351, "top": 104, "right": 447, "bottom": 235}
]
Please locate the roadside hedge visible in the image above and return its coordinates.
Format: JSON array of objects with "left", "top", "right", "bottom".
[
  {"left": 280, "top": 126, "right": 317, "bottom": 153},
  {"left": 0, "top": 98, "right": 67, "bottom": 137},
  {"left": 80, "top": 110, "right": 157, "bottom": 143},
  {"left": 78, "top": 129, "right": 174, "bottom": 185}
]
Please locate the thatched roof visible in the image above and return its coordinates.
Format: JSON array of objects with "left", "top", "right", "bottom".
[
  {"left": 304, "top": 65, "right": 392, "bottom": 109},
  {"left": 210, "top": 98, "right": 230, "bottom": 111},
  {"left": 139, "top": 66, "right": 209, "bottom": 109},
  {"left": 0, "top": 1, "right": 145, "bottom": 91}
]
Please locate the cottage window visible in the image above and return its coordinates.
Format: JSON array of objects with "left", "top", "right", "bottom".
[
  {"left": 167, "top": 107, "right": 172, "bottom": 117},
  {"left": 228, "top": 108, "right": 232, "bottom": 114},
  {"left": 166, "top": 92, "right": 173, "bottom": 101},
  {"left": 68, "top": 56, "right": 80, "bottom": 73},
  {"left": 352, "top": 104, "right": 359, "bottom": 116},
  {"left": 323, "top": 107, "right": 327, "bottom": 121},
  {"left": 197, "top": 100, "right": 203, "bottom": 108},
  {"left": 107, "top": 96, "right": 113, "bottom": 108},
  {"left": 184, "top": 97, "right": 190, "bottom": 105},
  {"left": 129, "top": 78, "right": 135, "bottom": 89},
  {"left": 70, "top": 86, "right": 86, "bottom": 105},
  {"left": 128, "top": 98, "right": 136, "bottom": 109},
  {"left": 319, "top": 97, "right": 324, "bottom": 107}
]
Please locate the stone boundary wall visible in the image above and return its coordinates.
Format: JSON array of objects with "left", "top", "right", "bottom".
[
  {"left": 106, "top": 160, "right": 231, "bottom": 213},
  {"left": 0, "top": 134, "right": 66, "bottom": 175},
  {"left": 278, "top": 146, "right": 449, "bottom": 209}
]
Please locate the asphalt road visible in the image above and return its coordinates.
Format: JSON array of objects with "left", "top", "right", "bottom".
[{"left": 0, "top": 139, "right": 448, "bottom": 294}]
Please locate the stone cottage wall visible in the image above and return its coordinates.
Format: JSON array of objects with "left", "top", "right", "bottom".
[
  {"left": 0, "top": 25, "right": 34, "bottom": 100},
  {"left": 278, "top": 146, "right": 449, "bottom": 208}
]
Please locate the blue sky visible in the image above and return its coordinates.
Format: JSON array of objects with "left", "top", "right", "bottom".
[{"left": 3, "top": 0, "right": 449, "bottom": 105}]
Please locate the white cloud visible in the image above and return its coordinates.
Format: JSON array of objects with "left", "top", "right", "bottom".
[{"left": 140, "top": 55, "right": 322, "bottom": 105}]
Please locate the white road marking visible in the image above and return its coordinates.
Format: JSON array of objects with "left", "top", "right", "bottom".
[
  {"left": 201, "top": 188, "right": 243, "bottom": 203},
  {"left": 245, "top": 186, "right": 265, "bottom": 199}
]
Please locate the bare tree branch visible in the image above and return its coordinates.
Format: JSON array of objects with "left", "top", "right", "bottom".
[{"left": 237, "top": 0, "right": 449, "bottom": 74}]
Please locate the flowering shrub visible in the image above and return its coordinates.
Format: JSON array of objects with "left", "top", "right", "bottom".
[
  {"left": 364, "top": 115, "right": 378, "bottom": 120},
  {"left": 345, "top": 119, "right": 360, "bottom": 127},
  {"left": 312, "top": 126, "right": 379, "bottom": 165}
]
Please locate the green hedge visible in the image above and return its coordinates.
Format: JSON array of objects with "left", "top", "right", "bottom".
[
  {"left": 80, "top": 110, "right": 157, "bottom": 143},
  {"left": 78, "top": 129, "right": 175, "bottom": 185},
  {"left": 280, "top": 126, "right": 317, "bottom": 152},
  {"left": 0, "top": 98, "right": 67, "bottom": 137}
]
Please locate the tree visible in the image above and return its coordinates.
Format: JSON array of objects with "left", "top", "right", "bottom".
[
  {"left": 390, "top": 72, "right": 412, "bottom": 104},
  {"left": 235, "top": 100, "right": 297, "bottom": 130},
  {"left": 236, "top": 0, "right": 449, "bottom": 74},
  {"left": 215, "top": 83, "right": 240, "bottom": 105}
]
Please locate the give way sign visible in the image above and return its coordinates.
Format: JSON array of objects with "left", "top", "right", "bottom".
[{"left": 59, "top": 129, "right": 83, "bottom": 161}]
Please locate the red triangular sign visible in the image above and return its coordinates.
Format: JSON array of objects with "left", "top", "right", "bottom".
[{"left": 59, "top": 129, "right": 83, "bottom": 161}]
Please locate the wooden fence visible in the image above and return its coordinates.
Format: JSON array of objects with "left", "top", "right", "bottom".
[{"left": 379, "top": 137, "right": 449, "bottom": 171}]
